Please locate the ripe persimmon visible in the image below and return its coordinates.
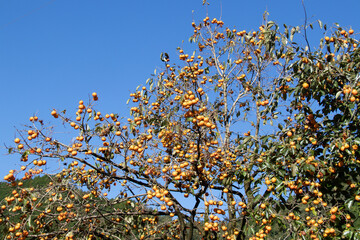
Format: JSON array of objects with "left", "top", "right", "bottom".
[
  {"left": 51, "top": 110, "right": 58, "bottom": 118},
  {"left": 302, "top": 82, "right": 309, "bottom": 89},
  {"left": 92, "top": 92, "right": 98, "bottom": 101}
]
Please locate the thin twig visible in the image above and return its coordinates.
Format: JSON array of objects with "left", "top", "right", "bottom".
[{"left": 301, "top": 0, "right": 311, "bottom": 51}]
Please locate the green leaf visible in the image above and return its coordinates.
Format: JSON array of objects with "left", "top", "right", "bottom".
[
  {"left": 267, "top": 21, "right": 275, "bottom": 28},
  {"left": 317, "top": 20, "right": 323, "bottom": 29},
  {"left": 243, "top": 136, "right": 251, "bottom": 144},
  {"left": 253, "top": 194, "right": 262, "bottom": 204},
  {"left": 291, "top": 164, "right": 298, "bottom": 177},
  {"left": 284, "top": 25, "right": 289, "bottom": 38},
  {"left": 312, "top": 208, "right": 317, "bottom": 216},
  {"left": 323, "top": 146, "right": 328, "bottom": 156},
  {"left": 346, "top": 199, "right": 354, "bottom": 210},
  {"left": 160, "top": 52, "right": 169, "bottom": 62},
  {"left": 335, "top": 91, "right": 342, "bottom": 99},
  {"left": 290, "top": 27, "right": 296, "bottom": 41},
  {"left": 275, "top": 181, "right": 284, "bottom": 191},
  {"left": 305, "top": 164, "right": 316, "bottom": 173},
  {"left": 204, "top": 67, "right": 210, "bottom": 74},
  {"left": 342, "top": 230, "right": 354, "bottom": 238},
  {"left": 354, "top": 138, "right": 360, "bottom": 145}
]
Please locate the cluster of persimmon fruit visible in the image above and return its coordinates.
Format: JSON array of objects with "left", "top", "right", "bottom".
[{"left": 2, "top": 11, "right": 360, "bottom": 240}]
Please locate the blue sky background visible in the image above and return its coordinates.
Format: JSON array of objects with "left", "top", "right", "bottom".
[{"left": 1, "top": 0, "right": 359, "bottom": 183}]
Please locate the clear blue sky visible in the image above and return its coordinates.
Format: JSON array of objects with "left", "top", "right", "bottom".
[{"left": 1, "top": 0, "right": 359, "bottom": 181}]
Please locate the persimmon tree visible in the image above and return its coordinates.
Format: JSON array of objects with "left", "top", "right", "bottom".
[{"left": 1, "top": 13, "right": 360, "bottom": 240}]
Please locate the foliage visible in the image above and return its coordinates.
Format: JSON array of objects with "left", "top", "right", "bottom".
[
  {"left": 0, "top": 176, "right": 51, "bottom": 237},
  {"left": 1, "top": 13, "right": 360, "bottom": 240}
]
